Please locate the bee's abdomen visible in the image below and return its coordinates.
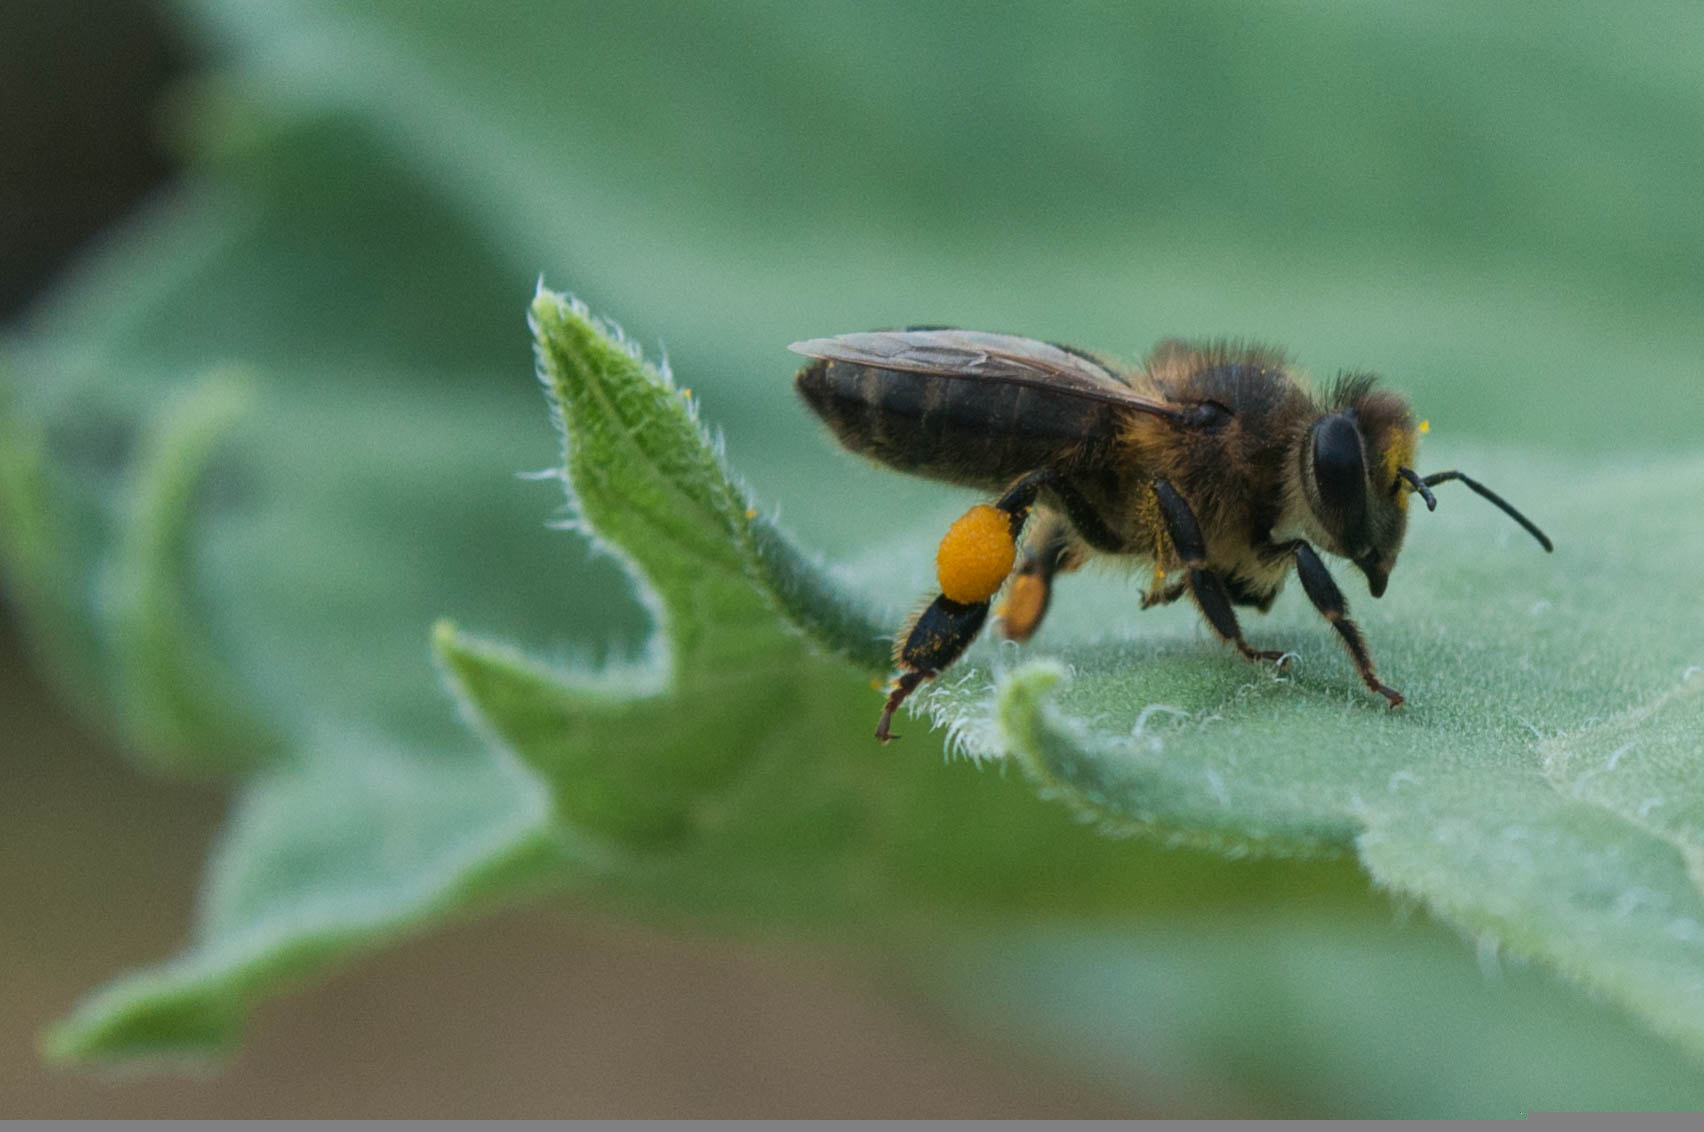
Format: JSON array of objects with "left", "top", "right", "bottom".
[{"left": 796, "top": 359, "right": 1109, "bottom": 489}]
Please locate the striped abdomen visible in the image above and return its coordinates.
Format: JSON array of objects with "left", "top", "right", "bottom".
[{"left": 796, "top": 359, "right": 1117, "bottom": 491}]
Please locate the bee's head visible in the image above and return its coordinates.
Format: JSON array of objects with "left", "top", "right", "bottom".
[{"left": 1299, "top": 376, "right": 1421, "bottom": 598}]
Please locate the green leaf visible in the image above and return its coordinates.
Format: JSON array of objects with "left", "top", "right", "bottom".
[
  {"left": 435, "top": 293, "right": 1104, "bottom": 918},
  {"left": 0, "top": 364, "right": 280, "bottom": 775},
  {"left": 524, "top": 290, "right": 889, "bottom": 678},
  {"left": 44, "top": 730, "right": 563, "bottom": 1061},
  {"left": 30, "top": 273, "right": 1704, "bottom": 1107},
  {"left": 16, "top": 0, "right": 1704, "bottom": 1111},
  {"left": 427, "top": 292, "right": 885, "bottom": 850},
  {"left": 170, "top": 0, "right": 1704, "bottom": 460},
  {"left": 459, "top": 293, "right": 1704, "bottom": 1075},
  {"left": 15, "top": 123, "right": 609, "bottom": 1059},
  {"left": 3, "top": 113, "right": 638, "bottom": 755},
  {"left": 0, "top": 377, "right": 108, "bottom": 712},
  {"left": 945, "top": 451, "right": 1704, "bottom": 1056},
  {"left": 947, "top": 915, "right": 1704, "bottom": 1117},
  {"left": 104, "top": 371, "right": 281, "bottom": 773}
]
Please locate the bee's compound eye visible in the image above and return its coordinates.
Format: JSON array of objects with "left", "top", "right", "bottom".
[
  {"left": 1312, "top": 414, "right": 1364, "bottom": 493},
  {"left": 936, "top": 504, "right": 1017, "bottom": 605},
  {"left": 1311, "top": 413, "right": 1368, "bottom": 531}
]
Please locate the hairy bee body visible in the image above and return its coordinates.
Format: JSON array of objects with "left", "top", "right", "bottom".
[
  {"left": 1117, "top": 344, "right": 1322, "bottom": 605},
  {"left": 797, "top": 341, "right": 1322, "bottom": 606},
  {"left": 789, "top": 328, "right": 1551, "bottom": 740}
]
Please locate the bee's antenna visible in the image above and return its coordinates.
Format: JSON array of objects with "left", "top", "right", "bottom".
[
  {"left": 1420, "top": 470, "right": 1554, "bottom": 552},
  {"left": 1396, "top": 466, "right": 1436, "bottom": 511}
]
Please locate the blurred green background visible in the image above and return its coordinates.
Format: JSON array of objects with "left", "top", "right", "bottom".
[{"left": 5, "top": 0, "right": 1704, "bottom": 1117}]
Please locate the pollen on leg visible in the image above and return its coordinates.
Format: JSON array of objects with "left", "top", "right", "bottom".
[
  {"left": 998, "top": 572, "right": 1049, "bottom": 641},
  {"left": 936, "top": 503, "right": 1017, "bottom": 605}
]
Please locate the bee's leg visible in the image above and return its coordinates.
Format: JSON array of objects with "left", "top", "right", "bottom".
[
  {"left": 1290, "top": 541, "right": 1404, "bottom": 708},
  {"left": 1151, "top": 479, "right": 1289, "bottom": 666},
  {"left": 877, "top": 596, "right": 990, "bottom": 742},
  {"left": 998, "top": 514, "right": 1076, "bottom": 643},
  {"left": 877, "top": 469, "right": 1056, "bottom": 742}
]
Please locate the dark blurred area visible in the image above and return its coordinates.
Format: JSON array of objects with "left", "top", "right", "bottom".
[
  {"left": 0, "top": 3, "right": 185, "bottom": 315},
  {"left": 0, "top": 1, "right": 1126, "bottom": 1116}
]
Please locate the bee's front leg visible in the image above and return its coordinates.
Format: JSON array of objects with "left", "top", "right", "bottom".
[
  {"left": 1289, "top": 540, "right": 1404, "bottom": 708},
  {"left": 1151, "top": 479, "right": 1289, "bottom": 666},
  {"left": 877, "top": 469, "right": 1055, "bottom": 743}
]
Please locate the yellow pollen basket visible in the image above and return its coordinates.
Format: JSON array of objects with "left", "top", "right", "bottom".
[{"left": 936, "top": 503, "right": 1017, "bottom": 604}]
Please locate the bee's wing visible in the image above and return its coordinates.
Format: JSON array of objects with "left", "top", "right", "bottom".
[{"left": 789, "top": 329, "right": 1181, "bottom": 420}]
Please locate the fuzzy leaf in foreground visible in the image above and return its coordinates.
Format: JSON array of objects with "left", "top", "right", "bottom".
[
  {"left": 431, "top": 291, "right": 889, "bottom": 848},
  {"left": 41, "top": 284, "right": 1704, "bottom": 1089},
  {"left": 439, "top": 292, "right": 1326, "bottom": 929},
  {"left": 951, "top": 453, "right": 1704, "bottom": 1057},
  {"left": 467, "top": 291, "right": 1704, "bottom": 1066}
]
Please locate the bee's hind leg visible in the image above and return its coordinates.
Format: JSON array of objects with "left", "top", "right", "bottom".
[
  {"left": 1151, "top": 479, "right": 1289, "bottom": 667},
  {"left": 878, "top": 469, "right": 1056, "bottom": 743},
  {"left": 877, "top": 596, "right": 991, "bottom": 742}
]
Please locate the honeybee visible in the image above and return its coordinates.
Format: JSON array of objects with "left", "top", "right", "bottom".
[{"left": 791, "top": 329, "right": 1553, "bottom": 742}]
